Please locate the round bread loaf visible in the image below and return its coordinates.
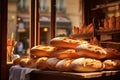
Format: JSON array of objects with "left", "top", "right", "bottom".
[
  {"left": 30, "top": 45, "right": 56, "bottom": 58},
  {"left": 103, "top": 59, "right": 120, "bottom": 70},
  {"left": 35, "top": 57, "right": 48, "bottom": 70},
  {"left": 26, "top": 58, "right": 38, "bottom": 68},
  {"left": 56, "top": 58, "right": 73, "bottom": 71},
  {"left": 54, "top": 49, "right": 80, "bottom": 59},
  {"left": 46, "top": 57, "right": 60, "bottom": 70},
  {"left": 13, "top": 58, "right": 22, "bottom": 65},
  {"left": 76, "top": 44, "right": 107, "bottom": 59},
  {"left": 19, "top": 58, "right": 30, "bottom": 67},
  {"left": 50, "top": 37, "right": 88, "bottom": 49},
  {"left": 70, "top": 58, "right": 104, "bottom": 72}
]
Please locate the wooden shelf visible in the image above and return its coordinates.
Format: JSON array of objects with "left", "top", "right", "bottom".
[
  {"left": 91, "top": 1, "right": 120, "bottom": 11},
  {"left": 96, "top": 29, "right": 120, "bottom": 35}
]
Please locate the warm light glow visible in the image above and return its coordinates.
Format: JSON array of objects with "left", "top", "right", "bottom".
[
  {"left": 11, "top": 15, "right": 15, "bottom": 19},
  {"left": 17, "top": 17, "right": 21, "bottom": 21},
  {"left": 43, "top": 27, "right": 48, "bottom": 32}
]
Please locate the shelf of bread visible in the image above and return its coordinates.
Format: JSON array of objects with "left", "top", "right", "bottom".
[
  {"left": 70, "top": 23, "right": 94, "bottom": 39},
  {"left": 12, "top": 36, "right": 120, "bottom": 73}
]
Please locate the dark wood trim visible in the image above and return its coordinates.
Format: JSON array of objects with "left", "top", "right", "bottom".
[
  {"left": 31, "top": 0, "right": 36, "bottom": 47},
  {"left": 36, "top": 0, "right": 40, "bottom": 45},
  {"left": 50, "top": 0, "right": 56, "bottom": 39},
  {"left": 0, "top": 0, "right": 8, "bottom": 80}
]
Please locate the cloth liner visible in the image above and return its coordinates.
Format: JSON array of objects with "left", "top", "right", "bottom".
[{"left": 9, "top": 65, "right": 37, "bottom": 80}]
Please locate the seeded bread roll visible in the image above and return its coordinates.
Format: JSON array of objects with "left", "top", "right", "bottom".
[
  {"left": 30, "top": 45, "right": 56, "bottom": 58},
  {"left": 76, "top": 44, "right": 107, "bottom": 59},
  {"left": 56, "top": 58, "right": 73, "bottom": 71},
  {"left": 46, "top": 57, "right": 60, "bottom": 70},
  {"left": 70, "top": 58, "right": 104, "bottom": 72},
  {"left": 50, "top": 37, "right": 88, "bottom": 49}
]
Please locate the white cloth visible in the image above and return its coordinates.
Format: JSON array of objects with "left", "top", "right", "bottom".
[{"left": 9, "top": 65, "right": 37, "bottom": 80}]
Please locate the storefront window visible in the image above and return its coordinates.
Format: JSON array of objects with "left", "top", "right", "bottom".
[{"left": 7, "top": 0, "right": 31, "bottom": 63}]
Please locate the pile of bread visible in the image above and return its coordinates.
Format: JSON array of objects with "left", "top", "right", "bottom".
[
  {"left": 13, "top": 37, "right": 120, "bottom": 72},
  {"left": 99, "top": 16, "right": 120, "bottom": 31}
]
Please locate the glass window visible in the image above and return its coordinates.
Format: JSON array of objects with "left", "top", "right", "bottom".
[
  {"left": 39, "top": 0, "right": 51, "bottom": 45},
  {"left": 7, "top": 0, "right": 31, "bottom": 63},
  {"left": 55, "top": 0, "right": 83, "bottom": 37}
]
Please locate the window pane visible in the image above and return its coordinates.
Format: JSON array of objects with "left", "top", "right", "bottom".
[
  {"left": 39, "top": 0, "right": 51, "bottom": 45},
  {"left": 7, "top": 0, "right": 31, "bottom": 63},
  {"left": 56, "top": 0, "right": 83, "bottom": 37}
]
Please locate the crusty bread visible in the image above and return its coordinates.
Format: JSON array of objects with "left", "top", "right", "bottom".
[
  {"left": 54, "top": 49, "right": 80, "bottom": 59},
  {"left": 35, "top": 57, "right": 48, "bottom": 70},
  {"left": 70, "top": 58, "right": 104, "bottom": 72},
  {"left": 76, "top": 44, "right": 107, "bottom": 59},
  {"left": 56, "top": 58, "right": 73, "bottom": 71},
  {"left": 26, "top": 58, "right": 38, "bottom": 68},
  {"left": 46, "top": 57, "right": 60, "bottom": 70},
  {"left": 19, "top": 58, "right": 30, "bottom": 67},
  {"left": 13, "top": 58, "right": 22, "bottom": 65},
  {"left": 50, "top": 37, "right": 88, "bottom": 49},
  {"left": 30, "top": 45, "right": 56, "bottom": 58},
  {"left": 103, "top": 59, "right": 120, "bottom": 70}
]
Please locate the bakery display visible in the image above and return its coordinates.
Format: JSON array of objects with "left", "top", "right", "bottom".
[
  {"left": 50, "top": 37, "right": 88, "bottom": 49},
  {"left": 12, "top": 35, "right": 120, "bottom": 72},
  {"left": 70, "top": 58, "right": 104, "bottom": 72}
]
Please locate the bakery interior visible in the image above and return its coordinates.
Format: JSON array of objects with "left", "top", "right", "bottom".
[{"left": 0, "top": 0, "right": 120, "bottom": 80}]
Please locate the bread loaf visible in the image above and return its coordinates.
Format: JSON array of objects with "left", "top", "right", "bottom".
[
  {"left": 76, "top": 44, "right": 107, "bottom": 59},
  {"left": 50, "top": 37, "right": 88, "bottom": 49},
  {"left": 56, "top": 58, "right": 73, "bottom": 71},
  {"left": 30, "top": 45, "right": 56, "bottom": 58},
  {"left": 70, "top": 58, "right": 104, "bottom": 72},
  {"left": 54, "top": 49, "right": 80, "bottom": 59},
  {"left": 46, "top": 57, "right": 60, "bottom": 70},
  {"left": 103, "top": 59, "right": 120, "bottom": 70},
  {"left": 35, "top": 57, "right": 48, "bottom": 70}
]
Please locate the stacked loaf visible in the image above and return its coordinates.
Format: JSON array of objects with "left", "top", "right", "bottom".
[{"left": 13, "top": 37, "right": 120, "bottom": 72}]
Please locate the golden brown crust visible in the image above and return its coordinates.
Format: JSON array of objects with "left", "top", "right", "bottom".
[
  {"left": 70, "top": 58, "right": 104, "bottom": 72},
  {"left": 56, "top": 58, "right": 73, "bottom": 71},
  {"left": 76, "top": 44, "right": 107, "bottom": 59},
  {"left": 46, "top": 57, "right": 60, "bottom": 70},
  {"left": 13, "top": 58, "right": 22, "bottom": 65},
  {"left": 19, "top": 58, "right": 30, "bottom": 67},
  {"left": 30, "top": 45, "right": 56, "bottom": 58},
  {"left": 103, "top": 59, "right": 120, "bottom": 70},
  {"left": 35, "top": 57, "right": 48, "bottom": 70},
  {"left": 50, "top": 37, "right": 88, "bottom": 49},
  {"left": 54, "top": 49, "right": 80, "bottom": 59}
]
